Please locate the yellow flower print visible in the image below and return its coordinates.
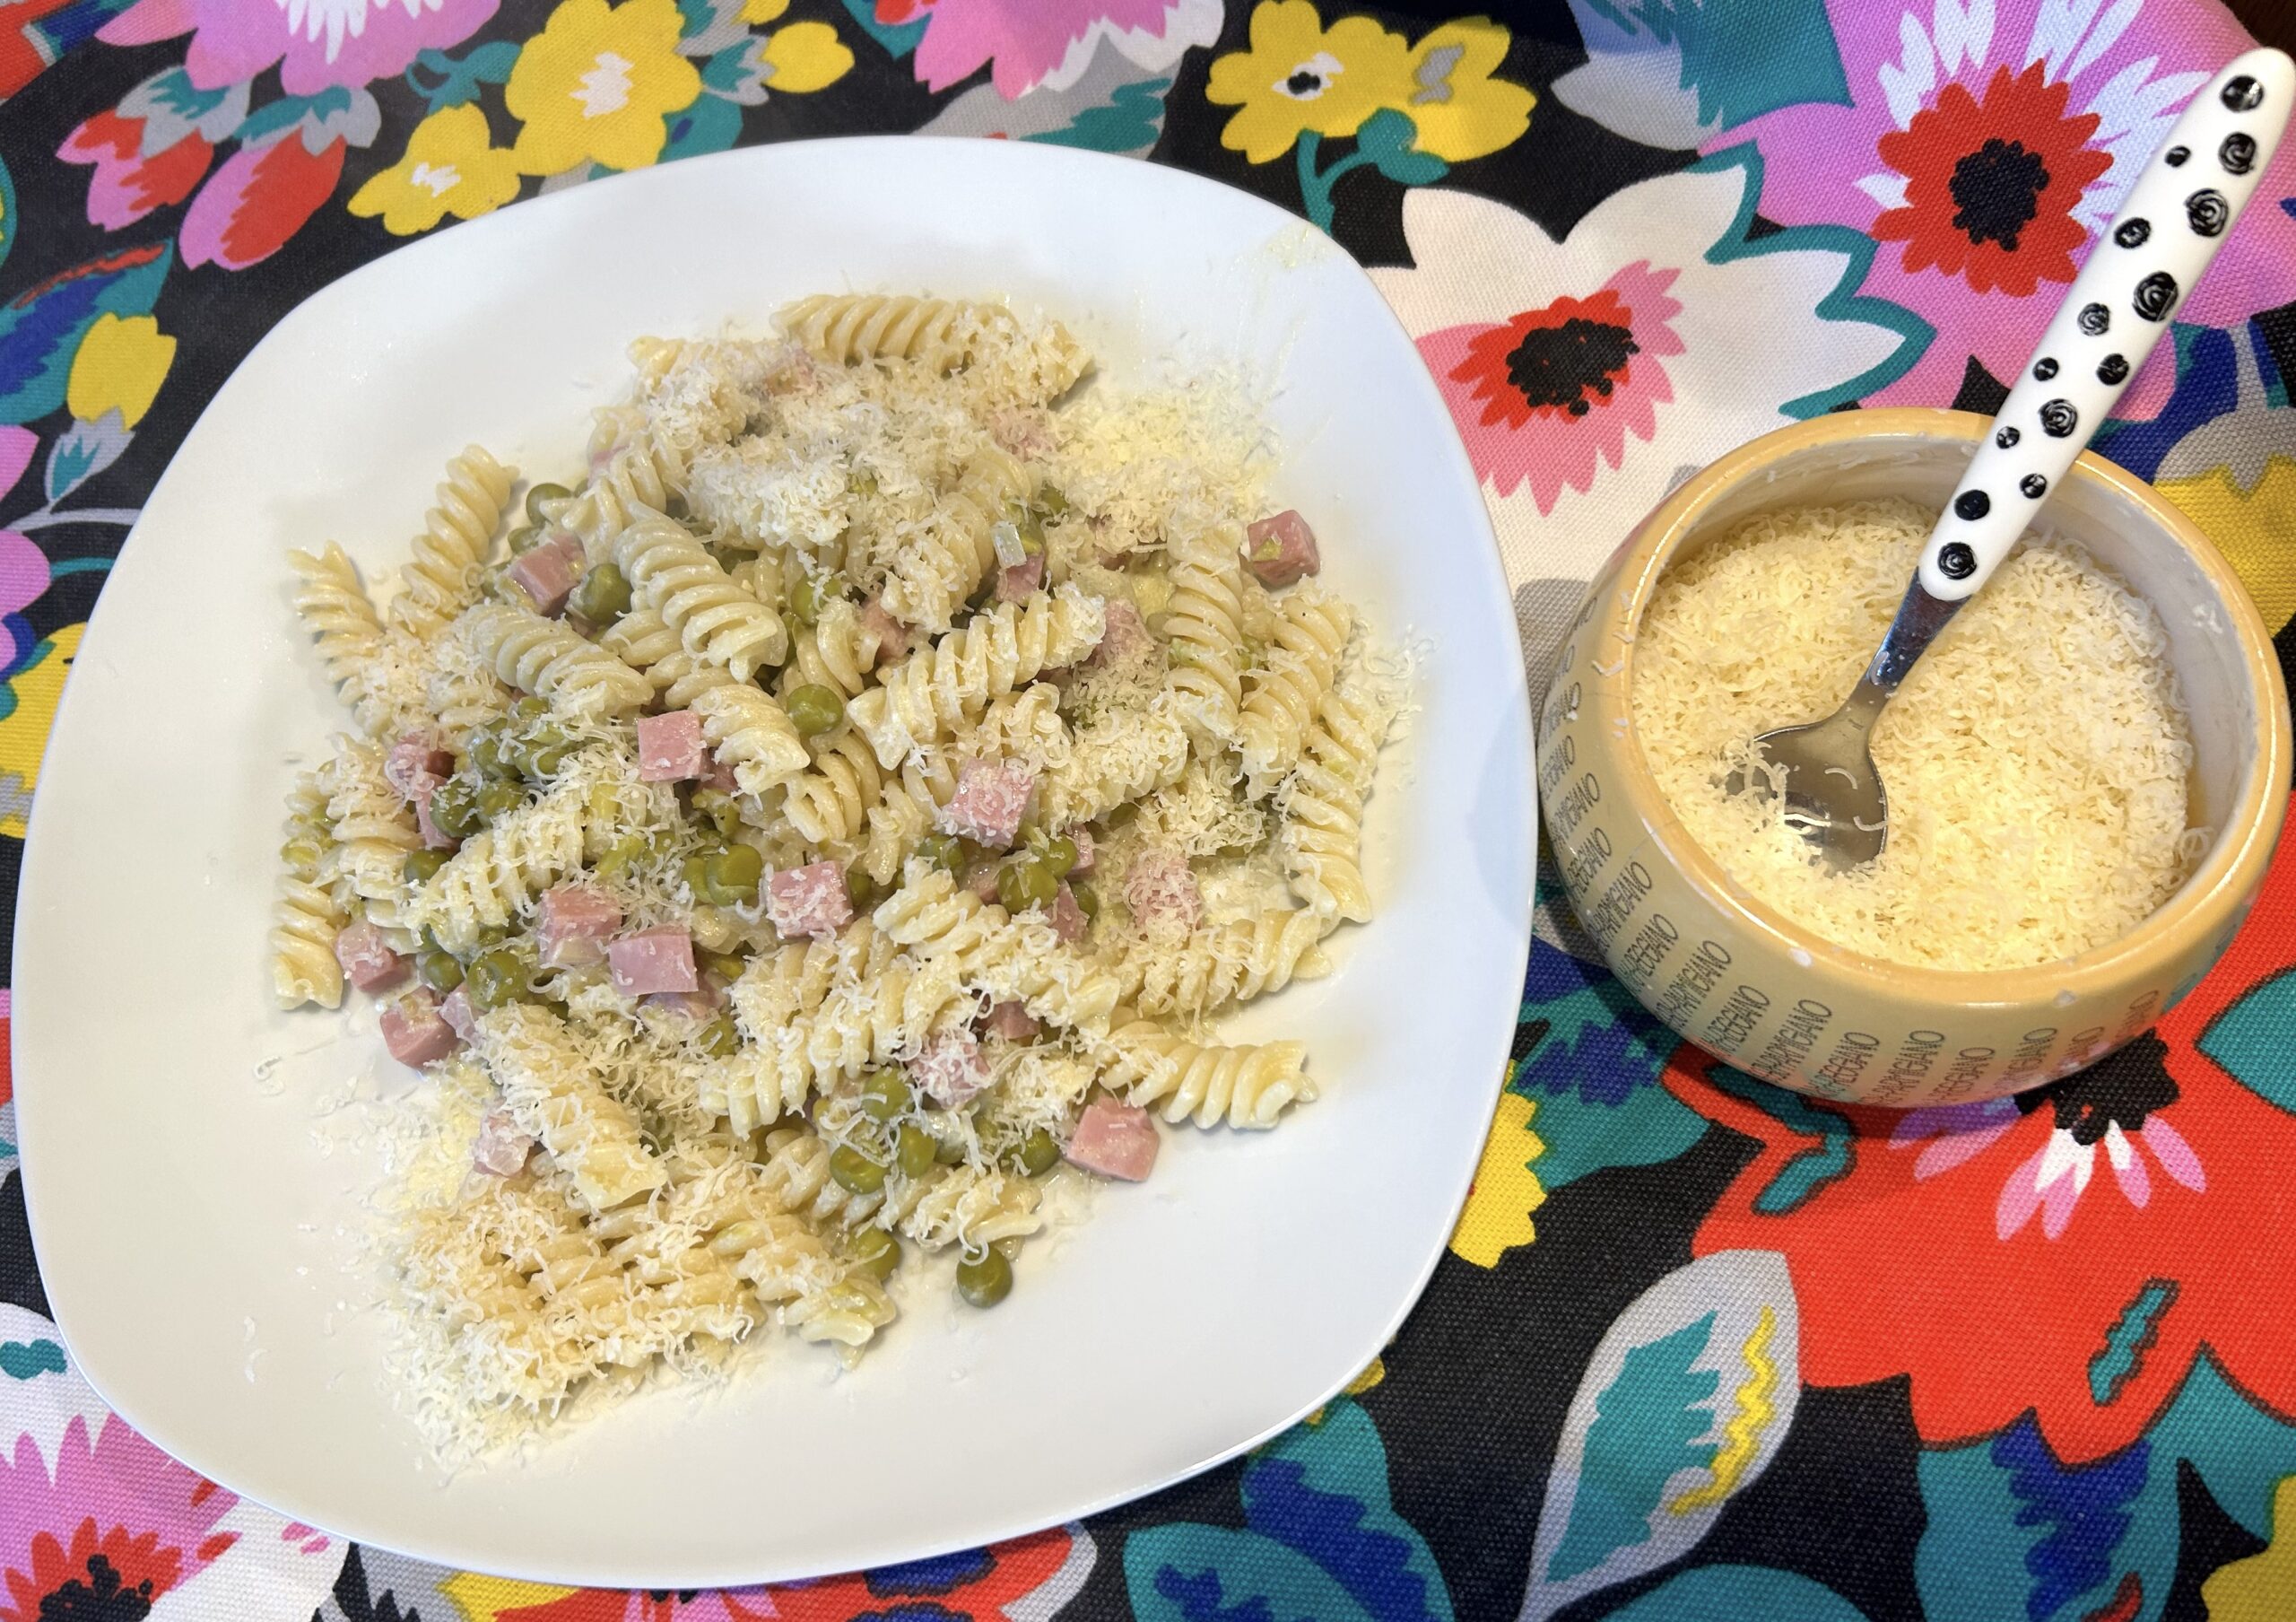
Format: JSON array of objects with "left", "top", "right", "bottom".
[
  {"left": 1404, "top": 17, "right": 1534, "bottom": 163},
  {"left": 0, "top": 624, "right": 83, "bottom": 838},
  {"left": 1207, "top": 1, "right": 1416, "bottom": 164},
  {"left": 507, "top": 0, "right": 702, "bottom": 177},
  {"left": 2202, "top": 1475, "right": 2296, "bottom": 1621},
  {"left": 1448, "top": 1088, "right": 1544, "bottom": 1268},
  {"left": 65, "top": 316, "right": 174, "bottom": 430},
  {"left": 764, "top": 22, "right": 854, "bottom": 93},
  {"left": 439, "top": 1572, "right": 577, "bottom": 1622},
  {"left": 740, "top": 0, "right": 787, "bottom": 20},
  {"left": 349, "top": 106, "right": 523, "bottom": 237},
  {"left": 2157, "top": 456, "right": 2296, "bottom": 636}
]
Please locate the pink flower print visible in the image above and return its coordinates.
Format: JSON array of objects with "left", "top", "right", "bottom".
[
  {"left": 898, "top": 0, "right": 1221, "bottom": 99},
  {"left": 100, "top": 0, "right": 500, "bottom": 95}
]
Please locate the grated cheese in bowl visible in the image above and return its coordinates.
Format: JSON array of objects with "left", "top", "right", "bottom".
[{"left": 1630, "top": 499, "right": 2207, "bottom": 972}]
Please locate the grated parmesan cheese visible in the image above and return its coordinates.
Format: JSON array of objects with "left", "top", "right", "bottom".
[{"left": 1631, "top": 500, "right": 2204, "bottom": 971}]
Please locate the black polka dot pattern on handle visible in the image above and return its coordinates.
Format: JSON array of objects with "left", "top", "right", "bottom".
[
  {"left": 1953, "top": 489, "right": 1990, "bottom": 520},
  {"left": 2222, "top": 74, "right": 2264, "bottom": 111},
  {"left": 2165, "top": 144, "right": 2190, "bottom": 166},
  {"left": 2114, "top": 218, "right": 2151, "bottom": 248},
  {"left": 1996, "top": 425, "right": 2020, "bottom": 449},
  {"left": 2033, "top": 357, "right": 2058, "bottom": 380},
  {"left": 2039, "top": 399, "right": 2079, "bottom": 437},
  {"left": 1938, "top": 543, "right": 1978, "bottom": 580},
  {"left": 2132, "top": 271, "right": 2179, "bottom": 322},
  {"left": 2097, "top": 353, "right": 2130, "bottom": 385},
  {"left": 2186, "top": 188, "right": 2231, "bottom": 236},
  {"left": 2021, "top": 474, "right": 2048, "bottom": 499},
  {"left": 2078, "top": 302, "right": 2111, "bottom": 335},
  {"left": 2221, "top": 131, "right": 2257, "bottom": 174}
]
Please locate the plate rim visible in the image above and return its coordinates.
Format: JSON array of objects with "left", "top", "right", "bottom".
[{"left": 11, "top": 132, "right": 1535, "bottom": 1586}]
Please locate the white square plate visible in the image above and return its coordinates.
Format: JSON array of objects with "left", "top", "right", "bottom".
[{"left": 13, "top": 137, "right": 1533, "bottom": 1586}]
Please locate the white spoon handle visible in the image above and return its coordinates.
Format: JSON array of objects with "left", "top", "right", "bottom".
[{"left": 1918, "top": 47, "right": 2293, "bottom": 601}]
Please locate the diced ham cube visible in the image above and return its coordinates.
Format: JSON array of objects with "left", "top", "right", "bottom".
[
  {"left": 911, "top": 1030, "right": 987, "bottom": 1107},
  {"left": 538, "top": 882, "right": 622, "bottom": 968},
  {"left": 508, "top": 533, "right": 586, "bottom": 617},
  {"left": 643, "top": 982, "right": 726, "bottom": 1020},
  {"left": 1048, "top": 884, "right": 1090, "bottom": 945},
  {"left": 637, "top": 710, "right": 708, "bottom": 782},
  {"left": 1088, "top": 599, "right": 1153, "bottom": 668},
  {"left": 982, "top": 1000, "right": 1040, "bottom": 1042},
  {"left": 939, "top": 758, "right": 1038, "bottom": 849},
  {"left": 409, "top": 780, "right": 458, "bottom": 850},
  {"left": 1067, "top": 828, "right": 1095, "bottom": 876},
  {"left": 1065, "top": 1095, "right": 1160, "bottom": 1182},
  {"left": 380, "top": 990, "right": 459, "bottom": 1068},
  {"left": 988, "top": 408, "right": 1052, "bottom": 458},
  {"left": 384, "top": 732, "right": 453, "bottom": 800},
  {"left": 699, "top": 753, "right": 739, "bottom": 794},
  {"left": 472, "top": 1105, "right": 534, "bottom": 1177},
  {"left": 767, "top": 860, "right": 854, "bottom": 940},
  {"left": 1123, "top": 850, "right": 1202, "bottom": 932},
  {"left": 608, "top": 925, "right": 698, "bottom": 996},
  {"left": 439, "top": 983, "right": 477, "bottom": 1042},
  {"left": 966, "top": 861, "right": 1003, "bottom": 903},
  {"left": 859, "top": 597, "right": 910, "bottom": 664},
  {"left": 995, "top": 554, "right": 1045, "bottom": 603},
  {"left": 334, "top": 920, "right": 407, "bottom": 991},
  {"left": 1243, "top": 510, "right": 1320, "bottom": 587}
]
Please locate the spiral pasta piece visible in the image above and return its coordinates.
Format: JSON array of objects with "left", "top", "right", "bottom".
[
  {"left": 1115, "top": 909, "right": 1331, "bottom": 1021},
  {"left": 613, "top": 511, "right": 787, "bottom": 680},
  {"left": 1040, "top": 703, "right": 1189, "bottom": 827},
  {"left": 272, "top": 877, "right": 344, "bottom": 1010},
  {"left": 475, "top": 1004, "right": 667, "bottom": 1212},
  {"left": 777, "top": 293, "right": 1007, "bottom": 372},
  {"left": 599, "top": 606, "right": 739, "bottom": 709},
  {"left": 390, "top": 447, "right": 514, "bottom": 641},
  {"left": 414, "top": 775, "right": 590, "bottom": 952},
  {"left": 1281, "top": 680, "right": 1394, "bottom": 924},
  {"left": 874, "top": 867, "right": 1117, "bottom": 1031},
  {"left": 1239, "top": 589, "right": 1353, "bottom": 796},
  {"left": 778, "top": 598, "right": 881, "bottom": 699},
  {"left": 289, "top": 543, "right": 384, "bottom": 703},
  {"left": 689, "top": 684, "right": 808, "bottom": 796},
  {"left": 898, "top": 1164, "right": 1043, "bottom": 1252},
  {"left": 880, "top": 448, "right": 1031, "bottom": 631},
  {"left": 1161, "top": 523, "right": 1248, "bottom": 742},
  {"left": 464, "top": 602, "right": 652, "bottom": 717},
  {"left": 1101, "top": 1023, "right": 1311, "bottom": 1129},
  {"left": 782, "top": 728, "right": 885, "bottom": 847},
  {"left": 848, "top": 587, "right": 1105, "bottom": 769},
  {"left": 322, "top": 737, "right": 421, "bottom": 926},
  {"left": 555, "top": 413, "right": 686, "bottom": 549}
]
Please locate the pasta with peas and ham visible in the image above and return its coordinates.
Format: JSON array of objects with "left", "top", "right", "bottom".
[{"left": 274, "top": 295, "right": 1399, "bottom": 1461}]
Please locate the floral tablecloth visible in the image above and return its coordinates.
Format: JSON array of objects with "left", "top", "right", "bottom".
[{"left": 4, "top": 1, "right": 2294, "bottom": 1618}]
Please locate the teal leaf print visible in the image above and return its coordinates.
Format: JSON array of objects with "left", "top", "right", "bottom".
[
  {"left": 1354, "top": 109, "right": 1448, "bottom": 187},
  {"left": 1599, "top": 1565, "right": 1875, "bottom": 1621},
  {"left": 1126, "top": 1400, "right": 1452, "bottom": 1622},
  {"left": 1548, "top": 1318, "right": 1719, "bottom": 1581},
  {"left": 2150, "top": 1355, "right": 2296, "bottom": 1541},
  {"left": 704, "top": 39, "right": 776, "bottom": 105},
  {"left": 0, "top": 153, "right": 14, "bottom": 276},
  {"left": 839, "top": 0, "right": 926, "bottom": 58},
  {"left": 1024, "top": 79, "right": 1173, "bottom": 156},
  {"left": 0, "top": 242, "right": 171, "bottom": 426},
  {"left": 1512, "top": 944, "right": 1703, "bottom": 1190},
  {"left": 1524, "top": 1251, "right": 1802, "bottom": 1620},
  {"left": 662, "top": 94, "right": 744, "bottom": 164},
  {"left": 2089, "top": 1282, "right": 2179, "bottom": 1407},
  {"left": 1696, "top": 1063, "right": 1854, "bottom": 1213},
  {"left": 2196, "top": 966, "right": 2296, "bottom": 1112},
  {"left": 0, "top": 1339, "right": 66, "bottom": 1379},
  {"left": 404, "top": 42, "right": 520, "bottom": 112},
  {"left": 1553, "top": 0, "right": 1848, "bottom": 150},
  {"left": 45, "top": 411, "right": 131, "bottom": 501}
]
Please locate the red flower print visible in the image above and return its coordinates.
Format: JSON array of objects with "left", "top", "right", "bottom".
[
  {"left": 0, "top": 0, "right": 78, "bottom": 100},
  {"left": 1666, "top": 803, "right": 2296, "bottom": 1465},
  {"left": 876, "top": 0, "right": 935, "bottom": 23},
  {"left": 1871, "top": 59, "right": 2113, "bottom": 298},
  {"left": 180, "top": 135, "right": 345, "bottom": 271},
  {"left": 58, "top": 110, "right": 214, "bottom": 231}
]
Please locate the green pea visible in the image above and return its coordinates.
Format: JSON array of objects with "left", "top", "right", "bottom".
[
  {"left": 401, "top": 848, "right": 448, "bottom": 885},
  {"left": 896, "top": 1123, "right": 937, "bottom": 1179},
  {"left": 1017, "top": 508, "right": 1046, "bottom": 558},
  {"left": 468, "top": 728, "right": 517, "bottom": 780},
  {"left": 1103, "top": 801, "right": 1139, "bottom": 830},
  {"left": 476, "top": 780, "right": 528, "bottom": 823},
  {"left": 568, "top": 562, "right": 631, "bottom": 628},
  {"left": 505, "top": 525, "right": 542, "bottom": 554},
  {"left": 521, "top": 737, "right": 576, "bottom": 780},
  {"left": 699, "top": 947, "right": 749, "bottom": 984},
  {"left": 683, "top": 853, "right": 711, "bottom": 898},
  {"left": 1018, "top": 1129, "right": 1060, "bottom": 1176},
  {"left": 510, "top": 696, "right": 550, "bottom": 726},
  {"left": 1033, "top": 483, "right": 1068, "bottom": 519},
  {"left": 427, "top": 774, "right": 485, "bottom": 840},
  {"left": 955, "top": 1248, "right": 1013, "bottom": 1309},
  {"left": 850, "top": 1226, "right": 900, "bottom": 1280},
  {"left": 691, "top": 788, "right": 742, "bottom": 841},
  {"left": 1039, "top": 835, "right": 1077, "bottom": 878},
  {"left": 914, "top": 833, "right": 964, "bottom": 874},
  {"left": 701, "top": 843, "right": 762, "bottom": 904},
  {"left": 415, "top": 951, "right": 464, "bottom": 994},
  {"left": 785, "top": 684, "right": 844, "bottom": 738},
  {"left": 697, "top": 1015, "right": 740, "bottom": 1057},
  {"left": 857, "top": 1068, "right": 912, "bottom": 1122},
  {"left": 465, "top": 947, "right": 531, "bottom": 1012},
  {"left": 1070, "top": 880, "right": 1100, "bottom": 920},
  {"left": 829, "top": 1146, "right": 887, "bottom": 1195},
  {"left": 846, "top": 863, "right": 885, "bottom": 911},
  {"left": 996, "top": 858, "right": 1058, "bottom": 914},
  {"left": 787, "top": 571, "right": 847, "bottom": 629},
  {"left": 596, "top": 833, "right": 648, "bottom": 880},
  {"left": 525, "top": 482, "right": 572, "bottom": 527}
]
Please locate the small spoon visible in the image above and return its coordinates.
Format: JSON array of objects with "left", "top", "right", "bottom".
[{"left": 1733, "top": 47, "right": 2293, "bottom": 871}]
